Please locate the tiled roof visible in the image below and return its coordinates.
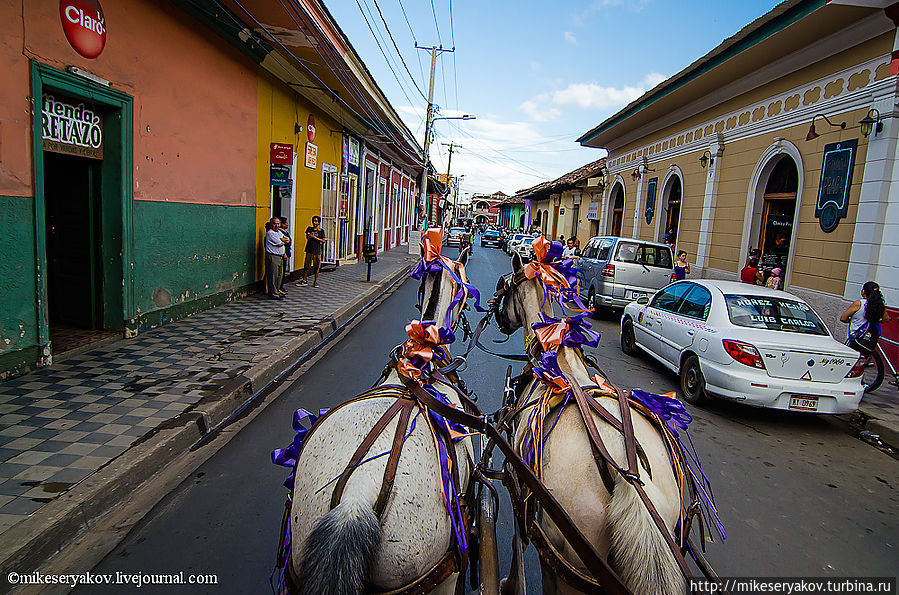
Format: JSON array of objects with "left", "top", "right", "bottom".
[{"left": 514, "top": 157, "right": 605, "bottom": 200}]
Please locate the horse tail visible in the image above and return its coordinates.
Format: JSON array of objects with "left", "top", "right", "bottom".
[
  {"left": 607, "top": 474, "right": 683, "bottom": 595},
  {"left": 297, "top": 499, "right": 381, "bottom": 595}
]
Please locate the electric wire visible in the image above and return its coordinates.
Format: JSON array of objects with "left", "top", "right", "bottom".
[
  {"left": 354, "top": 0, "right": 420, "bottom": 108},
  {"left": 371, "top": 0, "right": 427, "bottom": 100}
]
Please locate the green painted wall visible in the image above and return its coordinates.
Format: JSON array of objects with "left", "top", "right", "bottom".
[
  {"left": 131, "top": 200, "right": 256, "bottom": 327},
  {"left": 0, "top": 196, "right": 39, "bottom": 362}
]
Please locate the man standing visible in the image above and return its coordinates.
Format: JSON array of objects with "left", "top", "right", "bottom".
[
  {"left": 265, "top": 217, "right": 289, "bottom": 299},
  {"left": 279, "top": 216, "right": 291, "bottom": 292},
  {"left": 298, "top": 215, "right": 326, "bottom": 287}
]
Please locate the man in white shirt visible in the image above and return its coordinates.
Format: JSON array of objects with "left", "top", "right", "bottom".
[{"left": 265, "top": 218, "right": 290, "bottom": 299}]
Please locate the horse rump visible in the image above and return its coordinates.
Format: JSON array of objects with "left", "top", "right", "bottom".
[
  {"left": 607, "top": 474, "right": 683, "bottom": 595},
  {"left": 297, "top": 499, "right": 381, "bottom": 595}
]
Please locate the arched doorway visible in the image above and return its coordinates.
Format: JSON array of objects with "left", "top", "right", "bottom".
[
  {"left": 532, "top": 209, "right": 541, "bottom": 232},
  {"left": 757, "top": 157, "right": 798, "bottom": 273},
  {"left": 541, "top": 209, "right": 549, "bottom": 236},
  {"left": 608, "top": 184, "right": 624, "bottom": 236},
  {"left": 659, "top": 175, "right": 682, "bottom": 246}
]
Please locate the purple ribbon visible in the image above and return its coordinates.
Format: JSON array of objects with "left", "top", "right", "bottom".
[
  {"left": 272, "top": 407, "right": 329, "bottom": 490},
  {"left": 410, "top": 255, "right": 487, "bottom": 315},
  {"left": 532, "top": 351, "right": 566, "bottom": 387},
  {"left": 629, "top": 389, "right": 692, "bottom": 435},
  {"left": 562, "top": 312, "right": 601, "bottom": 348}
]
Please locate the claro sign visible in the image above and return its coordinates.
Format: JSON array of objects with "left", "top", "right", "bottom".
[{"left": 60, "top": 0, "right": 107, "bottom": 59}]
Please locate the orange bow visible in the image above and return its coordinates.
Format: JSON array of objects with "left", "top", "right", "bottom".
[
  {"left": 524, "top": 236, "right": 571, "bottom": 293},
  {"left": 397, "top": 320, "right": 448, "bottom": 382},
  {"left": 534, "top": 320, "right": 569, "bottom": 351},
  {"left": 421, "top": 228, "right": 447, "bottom": 263}
]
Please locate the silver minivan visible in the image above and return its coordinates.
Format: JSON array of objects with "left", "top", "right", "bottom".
[{"left": 577, "top": 236, "right": 674, "bottom": 313}]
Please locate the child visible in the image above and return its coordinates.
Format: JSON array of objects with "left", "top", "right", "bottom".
[{"left": 766, "top": 267, "right": 782, "bottom": 290}]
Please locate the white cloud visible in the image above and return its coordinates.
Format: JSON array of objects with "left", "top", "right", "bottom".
[
  {"left": 520, "top": 72, "right": 666, "bottom": 121},
  {"left": 564, "top": 31, "right": 577, "bottom": 45}
]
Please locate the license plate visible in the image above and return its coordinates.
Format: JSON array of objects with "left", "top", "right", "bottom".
[
  {"left": 789, "top": 395, "right": 819, "bottom": 411},
  {"left": 628, "top": 291, "right": 648, "bottom": 300}
]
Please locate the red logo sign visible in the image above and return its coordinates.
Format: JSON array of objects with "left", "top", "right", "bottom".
[
  {"left": 270, "top": 143, "right": 293, "bottom": 165},
  {"left": 60, "top": 0, "right": 107, "bottom": 59},
  {"left": 307, "top": 114, "right": 316, "bottom": 143}
]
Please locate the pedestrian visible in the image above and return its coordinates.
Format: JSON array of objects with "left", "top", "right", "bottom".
[
  {"left": 672, "top": 250, "right": 691, "bottom": 281},
  {"left": 279, "top": 216, "right": 291, "bottom": 292},
  {"left": 765, "top": 267, "right": 783, "bottom": 290},
  {"left": 298, "top": 215, "right": 326, "bottom": 287},
  {"left": 264, "top": 217, "right": 288, "bottom": 299},
  {"left": 562, "top": 238, "right": 579, "bottom": 258},
  {"left": 740, "top": 254, "right": 763, "bottom": 285},
  {"left": 840, "top": 281, "right": 890, "bottom": 350}
]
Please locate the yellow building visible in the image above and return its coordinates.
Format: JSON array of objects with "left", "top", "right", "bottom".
[{"left": 578, "top": 0, "right": 899, "bottom": 328}]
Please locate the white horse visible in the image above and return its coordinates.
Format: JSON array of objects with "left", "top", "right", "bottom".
[
  {"left": 498, "top": 253, "right": 684, "bottom": 595},
  {"left": 289, "top": 248, "right": 474, "bottom": 595}
]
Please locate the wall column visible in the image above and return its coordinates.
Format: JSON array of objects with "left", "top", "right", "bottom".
[{"left": 696, "top": 133, "right": 725, "bottom": 270}]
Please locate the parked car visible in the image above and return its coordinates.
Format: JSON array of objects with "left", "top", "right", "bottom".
[
  {"left": 513, "top": 236, "right": 536, "bottom": 260},
  {"left": 445, "top": 227, "right": 466, "bottom": 247},
  {"left": 620, "top": 280, "right": 865, "bottom": 414},
  {"left": 506, "top": 233, "right": 530, "bottom": 255},
  {"left": 577, "top": 236, "right": 674, "bottom": 314},
  {"left": 481, "top": 228, "right": 503, "bottom": 248}
]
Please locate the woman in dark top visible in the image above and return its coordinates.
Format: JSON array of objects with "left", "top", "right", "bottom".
[{"left": 673, "top": 250, "right": 690, "bottom": 281}]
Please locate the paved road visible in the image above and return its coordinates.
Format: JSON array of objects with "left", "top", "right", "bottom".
[{"left": 82, "top": 244, "right": 898, "bottom": 593}]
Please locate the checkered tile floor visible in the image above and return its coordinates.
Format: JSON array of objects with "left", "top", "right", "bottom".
[{"left": 0, "top": 248, "right": 416, "bottom": 534}]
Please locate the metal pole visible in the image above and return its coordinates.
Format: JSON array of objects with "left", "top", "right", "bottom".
[
  {"left": 440, "top": 142, "right": 457, "bottom": 225},
  {"left": 418, "top": 46, "right": 438, "bottom": 229}
]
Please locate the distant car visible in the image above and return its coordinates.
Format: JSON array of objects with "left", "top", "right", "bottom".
[
  {"left": 620, "top": 280, "right": 865, "bottom": 414},
  {"left": 445, "top": 227, "right": 466, "bottom": 247},
  {"left": 577, "top": 236, "right": 674, "bottom": 315},
  {"left": 506, "top": 233, "right": 530, "bottom": 255},
  {"left": 481, "top": 229, "right": 503, "bottom": 248},
  {"left": 513, "top": 236, "right": 536, "bottom": 260}
]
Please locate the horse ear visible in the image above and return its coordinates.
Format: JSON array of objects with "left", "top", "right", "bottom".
[
  {"left": 459, "top": 246, "right": 470, "bottom": 266},
  {"left": 511, "top": 252, "right": 524, "bottom": 274}
]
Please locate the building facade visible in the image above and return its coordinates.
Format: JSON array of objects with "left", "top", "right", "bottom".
[
  {"left": 470, "top": 191, "right": 506, "bottom": 226},
  {"left": 578, "top": 0, "right": 899, "bottom": 330},
  {"left": 0, "top": 0, "right": 420, "bottom": 379}
]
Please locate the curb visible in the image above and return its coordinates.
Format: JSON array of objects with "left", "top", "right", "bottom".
[{"left": 0, "top": 263, "right": 414, "bottom": 583}]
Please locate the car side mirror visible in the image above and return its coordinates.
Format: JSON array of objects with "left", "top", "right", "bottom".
[{"left": 637, "top": 296, "right": 650, "bottom": 305}]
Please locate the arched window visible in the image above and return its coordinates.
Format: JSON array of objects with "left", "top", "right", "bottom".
[
  {"left": 757, "top": 156, "right": 798, "bottom": 273},
  {"left": 609, "top": 184, "right": 624, "bottom": 236},
  {"left": 661, "top": 176, "right": 682, "bottom": 246}
]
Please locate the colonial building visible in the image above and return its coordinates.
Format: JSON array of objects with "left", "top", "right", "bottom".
[
  {"left": 514, "top": 158, "right": 606, "bottom": 243},
  {"left": 578, "top": 0, "right": 899, "bottom": 329},
  {"left": 0, "top": 0, "right": 420, "bottom": 379},
  {"left": 497, "top": 196, "right": 527, "bottom": 230},
  {"left": 470, "top": 191, "right": 506, "bottom": 226}
]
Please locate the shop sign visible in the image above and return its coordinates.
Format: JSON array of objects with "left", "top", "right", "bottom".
[
  {"left": 644, "top": 177, "right": 657, "bottom": 224},
  {"left": 815, "top": 139, "right": 857, "bottom": 233},
  {"left": 307, "top": 114, "right": 316, "bottom": 143},
  {"left": 348, "top": 137, "right": 360, "bottom": 167},
  {"left": 270, "top": 143, "right": 293, "bottom": 165},
  {"left": 587, "top": 201, "right": 599, "bottom": 220},
  {"left": 60, "top": 0, "right": 107, "bottom": 59},
  {"left": 270, "top": 164, "right": 291, "bottom": 187},
  {"left": 342, "top": 136, "right": 349, "bottom": 172},
  {"left": 305, "top": 142, "right": 318, "bottom": 169},
  {"left": 41, "top": 94, "right": 103, "bottom": 159},
  {"left": 559, "top": 208, "right": 565, "bottom": 215},
  {"left": 339, "top": 174, "right": 349, "bottom": 218}
]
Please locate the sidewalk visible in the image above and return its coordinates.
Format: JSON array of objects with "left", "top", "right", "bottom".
[
  {"left": 848, "top": 381, "right": 899, "bottom": 451},
  {"left": 0, "top": 247, "right": 417, "bottom": 577}
]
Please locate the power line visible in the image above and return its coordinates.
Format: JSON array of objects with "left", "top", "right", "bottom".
[
  {"left": 355, "top": 0, "right": 421, "bottom": 108},
  {"left": 371, "top": 0, "right": 426, "bottom": 100}
]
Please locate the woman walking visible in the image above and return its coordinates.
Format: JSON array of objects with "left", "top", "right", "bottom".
[{"left": 840, "top": 281, "right": 890, "bottom": 350}]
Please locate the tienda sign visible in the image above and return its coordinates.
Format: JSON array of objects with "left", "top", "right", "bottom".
[
  {"left": 60, "top": 0, "right": 107, "bottom": 59},
  {"left": 42, "top": 94, "right": 103, "bottom": 159}
]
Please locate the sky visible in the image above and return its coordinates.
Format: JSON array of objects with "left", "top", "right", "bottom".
[{"left": 326, "top": 0, "right": 784, "bottom": 199}]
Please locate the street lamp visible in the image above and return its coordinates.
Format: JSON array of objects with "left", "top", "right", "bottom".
[{"left": 418, "top": 112, "right": 475, "bottom": 228}]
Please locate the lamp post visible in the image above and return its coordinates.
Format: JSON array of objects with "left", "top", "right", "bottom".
[{"left": 418, "top": 113, "right": 475, "bottom": 228}]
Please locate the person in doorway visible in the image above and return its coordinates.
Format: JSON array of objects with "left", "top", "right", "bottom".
[
  {"left": 279, "top": 216, "right": 291, "bottom": 292},
  {"left": 662, "top": 227, "right": 675, "bottom": 246},
  {"left": 740, "top": 254, "right": 763, "bottom": 285},
  {"left": 265, "top": 218, "right": 289, "bottom": 299},
  {"left": 562, "top": 238, "right": 579, "bottom": 259},
  {"left": 298, "top": 216, "right": 326, "bottom": 287},
  {"left": 672, "top": 250, "right": 691, "bottom": 281},
  {"left": 841, "top": 281, "right": 890, "bottom": 347},
  {"left": 766, "top": 267, "right": 783, "bottom": 290}
]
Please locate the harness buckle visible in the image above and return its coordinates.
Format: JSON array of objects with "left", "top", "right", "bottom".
[{"left": 623, "top": 471, "right": 645, "bottom": 487}]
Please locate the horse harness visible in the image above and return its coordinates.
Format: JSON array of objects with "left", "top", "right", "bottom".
[{"left": 487, "top": 270, "right": 707, "bottom": 594}]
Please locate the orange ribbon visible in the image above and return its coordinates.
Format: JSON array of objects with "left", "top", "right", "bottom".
[
  {"left": 524, "top": 236, "right": 571, "bottom": 293},
  {"left": 421, "top": 228, "right": 445, "bottom": 262},
  {"left": 533, "top": 320, "right": 569, "bottom": 351},
  {"left": 397, "top": 320, "right": 448, "bottom": 382}
]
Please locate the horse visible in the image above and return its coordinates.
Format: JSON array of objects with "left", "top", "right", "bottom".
[
  {"left": 283, "top": 238, "right": 476, "bottom": 595},
  {"left": 495, "top": 251, "right": 685, "bottom": 595}
]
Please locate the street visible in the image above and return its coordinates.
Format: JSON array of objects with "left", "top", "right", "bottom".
[{"left": 80, "top": 245, "right": 898, "bottom": 593}]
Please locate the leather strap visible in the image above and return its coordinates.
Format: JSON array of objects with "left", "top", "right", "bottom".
[
  {"left": 398, "top": 375, "right": 631, "bottom": 595},
  {"left": 374, "top": 399, "right": 415, "bottom": 517}
]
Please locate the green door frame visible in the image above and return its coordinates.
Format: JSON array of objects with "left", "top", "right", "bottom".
[{"left": 31, "top": 63, "right": 134, "bottom": 351}]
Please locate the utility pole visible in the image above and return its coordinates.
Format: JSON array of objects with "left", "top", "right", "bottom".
[
  {"left": 440, "top": 142, "right": 460, "bottom": 225},
  {"left": 415, "top": 44, "right": 454, "bottom": 229}
]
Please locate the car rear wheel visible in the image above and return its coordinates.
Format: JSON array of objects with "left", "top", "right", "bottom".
[
  {"left": 588, "top": 288, "right": 601, "bottom": 319},
  {"left": 680, "top": 355, "right": 708, "bottom": 405},
  {"left": 621, "top": 318, "right": 638, "bottom": 356}
]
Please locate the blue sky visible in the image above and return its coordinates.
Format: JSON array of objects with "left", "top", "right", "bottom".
[{"left": 327, "top": 0, "right": 783, "bottom": 197}]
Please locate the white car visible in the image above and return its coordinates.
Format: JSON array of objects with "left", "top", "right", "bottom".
[
  {"left": 620, "top": 280, "right": 865, "bottom": 414},
  {"left": 506, "top": 233, "right": 530, "bottom": 255},
  {"left": 513, "top": 236, "right": 536, "bottom": 260}
]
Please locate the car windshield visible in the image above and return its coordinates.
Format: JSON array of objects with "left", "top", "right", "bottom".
[
  {"left": 484, "top": 230, "right": 499, "bottom": 237},
  {"left": 449, "top": 228, "right": 465, "bottom": 235},
  {"left": 512, "top": 234, "right": 527, "bottom": 241},
  {"left": 724, "top": 294, "right": 829, "bottom": 335}
]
